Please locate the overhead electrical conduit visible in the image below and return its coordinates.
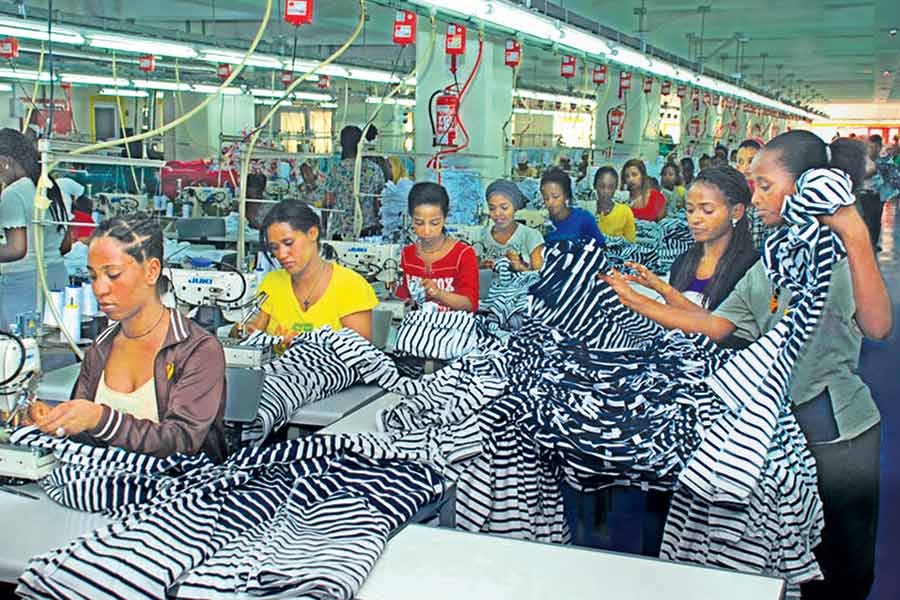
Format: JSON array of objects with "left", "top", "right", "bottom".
[
  {"left": 20, "top": 44, "right": 45, "bottom": 135},
  {"left": 34, "top": 0, "right": 275, "bottom": 359},
  {"left": 350, "top": 15, "right": 437, "bottom": 238}
]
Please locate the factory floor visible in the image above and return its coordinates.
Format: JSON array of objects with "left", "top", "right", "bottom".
[{"left": 19, "top": 204, "right": 900, "bottom": 599}]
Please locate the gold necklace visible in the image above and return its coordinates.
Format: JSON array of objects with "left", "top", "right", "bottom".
[{"left": 121, "top": 307, "right": 167, "bottom": 340}]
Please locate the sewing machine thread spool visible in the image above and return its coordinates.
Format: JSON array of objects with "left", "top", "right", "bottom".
[
  {"left": 61, "top": 301, "right": 82, "bottom": 343},
  {"left": 65, "top": 284, "right": 83, "bottom": 311},
  {"left": 42, "top": 290, "right": 65, "bottom": 328},
  {"left": 81, "top": 282, "right": 99, "bottom": 316}
]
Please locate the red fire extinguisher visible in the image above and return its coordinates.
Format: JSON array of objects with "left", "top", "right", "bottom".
[
  {"left": 607, "top": 105, "right": 626, "bottom": 141},
  {"left": 561, "top": 55, "right": 576, "bottom": 79},
  {"left": 593, "top": 65, "right": 607, "bottom": 85},
  {"left": 281, "top": 71, "right": 295, "bottom": 86},
  {"left": 688, "top": 116, "right": 703, "bottom": 139},
  {"left": 316, "top": 75, "right": 330, "bottom": 90},
  {"left": 433, "top": 90, "right": 459, "bottom": 147},
  {"left": 217, "top": 63, "right": 232, "bottom": 81},
  {"left": 618, "top": 72, "right": 632, "bottom": 99},
  {"left": 392, "top": 10, "right": 416, "bottom": 45},
  {"left": 728, "top": 119, "right": 738, "bottom": 137},
  {"left": 661, "top": 80, "right": 672, "bottom": 95},
  {"left": 677, "top": 84, "right": 687, "bottom": 98},
  {"left": 505, "top": 40, "right": 522, "bottom": 69},
  {"left": 0, "top": 38, "right": 18, "bottom": 59},
  {"left": 642, "top": 76, "right": 653, "bottom": 94}
]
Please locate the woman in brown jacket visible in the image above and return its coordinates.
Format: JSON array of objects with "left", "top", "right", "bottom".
[{"left": 34, "top": 214, "right": 227, "bottom": 462}]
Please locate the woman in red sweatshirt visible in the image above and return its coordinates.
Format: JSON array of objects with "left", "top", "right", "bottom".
[{"left": 395, "top": 182, "right": 479, "bottom": 312}]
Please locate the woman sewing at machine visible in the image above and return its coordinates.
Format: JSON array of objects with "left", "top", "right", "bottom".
[
  {"left": 238, "top": 200, "right": 378, "bottom": 342},
  {"left": 32, "top": 213, "right": 228, "bottom": 462}
]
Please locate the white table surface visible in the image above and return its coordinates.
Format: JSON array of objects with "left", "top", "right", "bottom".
[
  {"left": 0, "top": 484, "right": 110, "bottom": 582},
  {"left": 320, "top": 392, "right": 403, "bottom": 434},
  {"left": 288, "top": 385, "right": 384, "bottom": 428},
  {"left": 357, "top": 525, "right": 785, "bottom": 600},
  {"left": 35, "top": 363, "right": 82, "bottom": 403}
]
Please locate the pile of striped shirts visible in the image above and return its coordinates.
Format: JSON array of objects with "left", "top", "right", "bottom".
[
  {"left": 605, "top": 216, "right": 694, "bottom": 274},
  {"left": 12, "top": 426, "right": 443, "bottom": 600},
  {"left": 478, "top": 258, "right": 541, "bottom": 335}
]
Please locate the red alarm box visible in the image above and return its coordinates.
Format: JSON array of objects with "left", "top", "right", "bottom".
[
  {"left": 316, "top": 74, "right": 330, "bottom": 90},
  {"left": 643, "top": 76, "right": 654, "bottom": 94},
  {"left": 593, "top": 65, "right": 607, "bottom": 85},
  {"left": 281, "top": 71, "right": 295, "bottom": 86},
  {"left": 285, "top": 0, "right": 313, "bottom": 26},
  {"left": 661, "top": 80, "right": 671, "bottom": 95},
  {"left": 0, "top": 37, "right": 18, "bottom": 59},
  {"left": 445, "top": 24, "right": 466, "bottom": 56},
  {"left": 138, "top": 55, "right": 156, "bottom": 73},
  {"left": 561, "top": 55, "right": 576, "bottom": 79},
  {"left": 393, "top": 10, "right": 416, "bottom": 46},
  {"left": 505, "top": 40, "right": 521, "bottom": 69},
  {"left": 217, "top": 63, "right": 232, "bottom": 80}
]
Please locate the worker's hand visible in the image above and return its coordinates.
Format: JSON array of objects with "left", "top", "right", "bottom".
[
  {"left": 598, "top": 269, "right": 643, "bottom": 310},
  {"left": 480, "top": 259, "right": 495, "bottom": 270},
  {"left": 622, "top": 262, "right": 667, "bottom": 294},
  {"left": 817, "top": 205, "right": 868, "bottom": 243},
  {"left": 22, "top": 400, "right": 52, "bottom": 426},
  {"left": 506, "top": 251, "right": 528, "bottom": 272},
  {"left": 421, "top": 279, "right": 443, "bottom": 301},
  {"left": 35, "top": 400, "right": 103, "bottom": 437}
]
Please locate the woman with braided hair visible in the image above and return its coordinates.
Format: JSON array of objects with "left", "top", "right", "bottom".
[
  {"left": 0, "top": 127, "right": 71, "bottom": 329},
  {"left": 32, "top": 213, "right": 227, "bottom": 462}
]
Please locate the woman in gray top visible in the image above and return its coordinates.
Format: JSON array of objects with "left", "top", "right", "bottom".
[
  {"left": 604, "top": 130, "right": 891, "bottom": 600},
  {"left": 479, "top": 179, "right": 544, "bottom": 271}
]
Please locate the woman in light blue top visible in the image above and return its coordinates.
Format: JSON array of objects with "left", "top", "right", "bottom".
[
  {"left": 0, "top": 128, "right": 70, "bottom": 329},
  {"left": 480, "top": 179, "right": 544, "bottom": 271}
]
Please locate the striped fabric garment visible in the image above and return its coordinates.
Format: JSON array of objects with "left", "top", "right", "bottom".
[
  {"left": 604, "top": 216, "right": 694, "bottom": 274},
  {"left": 14, "top": 428, "right": 443, "bottom": 600},
  {"left": 239, "top": 329, "right": 359, "bottom": 444},
  {"left": 478, "top": 258, "right": 541, "bottom": 333},
  {"left": 394, "top": 310, "right": 481, "bottom": 360}
]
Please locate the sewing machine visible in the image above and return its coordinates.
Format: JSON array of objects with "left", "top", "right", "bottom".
[
  {"left": 0, "top": 336, "right": 55, "bottom": 480},
  {"left": 322, "top": 241, "right": 401, "bottom": 286},
  {"left": 93, "top": 193, "right": 150, "bottom": 219},
  {"left": 444, "top": 224, "right": 484, "bottom": 247},
  {"left": 166, "top": 266, "right": 265, "bottom": 327},
  {"left": 177, "top": 186, "right": 233, "bottom": 217},
  {"left": 514, "top": 208, "right": 549, "bottom": 230}
]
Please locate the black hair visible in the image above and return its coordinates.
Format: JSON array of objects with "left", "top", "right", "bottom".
[
  {"left": 671, "top": 165, "right": 754, "bottom": 310},
  {"left": 259, "top": 201, "right": 321, "bottom": 258},
  {"left": 593, "top": 165, "right": 619, "bottom": 187},
  {"left": 715, "top": 144, "right": 728, "bottom": 157},
  {"left": 765, "top": 130, "right": 867, "bottom": 190},
  {"left": 408, "top": 181, "right": 450, "bottom": 216},
  {"left": 365, "top": 124, "right": 378, "bottom": 142},
  {"left": 73, "top": 194, "right": 93, "bottom": 213},
  {"left": 339, "top": 125, "right": 362, "bottom": 160},
  {"left": 90, "top": 212, "right": 168, "bottom": 296},
  {"left": 540, "top": 167, "right": 574, "bottom": 201},
  {"left": 869, "top": 134, "right": 883, "bottom": 147},
  {"left": 661, "top": 162, "right": 680, "bottom": 177},
  {"left": 246, "top": 173, "right": 267, "bottom": 191},
  {"left": 0, "top": 128, "right": 68, "bottom": 233},
  {"left": 620, "top": 159, "right": 649, "bottom": 194},
  {"left": 738, "top": 138, "right": 763, "bottom": 151}
]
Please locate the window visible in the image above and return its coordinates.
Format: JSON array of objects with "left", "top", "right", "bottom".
[
  {"left": 93, "top": 102, "right": 120, "bottom": 141},
  {"left": 308, "top": 110, "right": 333, "bottom": 154},
  {"left": 553, "top": 112, "right": 593, "bottom": 148},
  {"left": 279, "top": 110, "right": 307, "bottom": 152}
]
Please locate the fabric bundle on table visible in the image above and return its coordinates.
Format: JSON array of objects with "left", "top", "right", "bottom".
[
  {"left": 12, "top": 426, "right": 443, "bottom": 600},
  {"left": 425, "top": 169, "right": 484, "bottom": 225},
  {"left": 515, "top": 177, "right": 543, "bottom": 209},
  {"left": 239, "top": 329, "right": 358, "bottom": 444}
]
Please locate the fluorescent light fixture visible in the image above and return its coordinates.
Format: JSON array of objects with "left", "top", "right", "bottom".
[
  {"left": 199, "top": 50, "right": 283, "bottom": 69},
  {"left": 132, "top": 79, "right": 192, "bottom": 91},
  {"left": 0, "top": 68, "right": 53, "bottom": 82},
  {"left": 366, "top": 96, "right": 416, "bottom": 107},
  {"left": 320, "top": 102, "right": 339, "bottom": 109},
  {"left": 86, "top": 33, "right": 197, "bottom": 59},
  {"left": 345, "top": 67, "right": 404, "bottom": 84},
  {"left": 513, "top": 89, "right": 595, "bottom": 108},
  {"left": 283, "top": 58, "right": 403, "bottom": 84},
  {"left": 191, "top": 84, "right": 242, "bottom": 95},
  {"left": 0, "top": 83, "right": 12, "bottom": 92},
  {"left": 98, "top": 88, "right": 149, "bottom": 97},
  {"left": 291, "top": 91, "right": 333, "bottom": 102},
  {"left": 0, "top": 17, "right": 84, "bottom": 45},
  {"left": 406, "top": 0, "right": 817, "bottom": 120},
  {"left": 250, "top": 88, "right": 287, "bottom": 98},
  {"left": 513, "top": 108, "right": 579, "bottom": 117},
  {"left": 61, "top": 74, "right": 130, "bottom": 86},
  {"left": 253, "top": 98, "right": 293, "bottom": 107}
]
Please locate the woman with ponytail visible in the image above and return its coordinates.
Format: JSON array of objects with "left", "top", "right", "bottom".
[
  {"left": 0, "top": 128, "right": 71, "bottom": 329},
  {"left": 605, "top": 130, "right": 891, "bottom": 599}
]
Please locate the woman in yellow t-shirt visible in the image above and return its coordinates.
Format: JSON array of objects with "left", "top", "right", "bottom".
[
  {"left": 593, "top": 166, "right": 636, "bottom": 242},
  {"left": 239, "top": 201, "right": 378, "bottom": 342}
]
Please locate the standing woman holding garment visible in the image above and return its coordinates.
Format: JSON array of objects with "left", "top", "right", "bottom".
[
  {"left": 603, "top": 131, "right": 891, "bottom": 600},
  {"left": 0, "top": 128, "right": 71, "bottom": 330}
]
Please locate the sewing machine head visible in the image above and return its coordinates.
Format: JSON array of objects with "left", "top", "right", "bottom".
[
  {"left": 322, "top": 241, "right": 401, "bottom": 286},
  {"left": 166, "top": 266, "right": 265, "bottom": 325}
]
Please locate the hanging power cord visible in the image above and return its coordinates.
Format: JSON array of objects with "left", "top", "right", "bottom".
[
  {"left": 236, "top": 0, "right": 368, "bottom": 269},
  {"left": 111, "top": 51, "right": 141, "bottom": 193},
  {"left": 33, "top": 0, "right": 275, "bottom": 359},
  {"left": 350, "top": 17, "right": 436, "bottom": 237}
]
